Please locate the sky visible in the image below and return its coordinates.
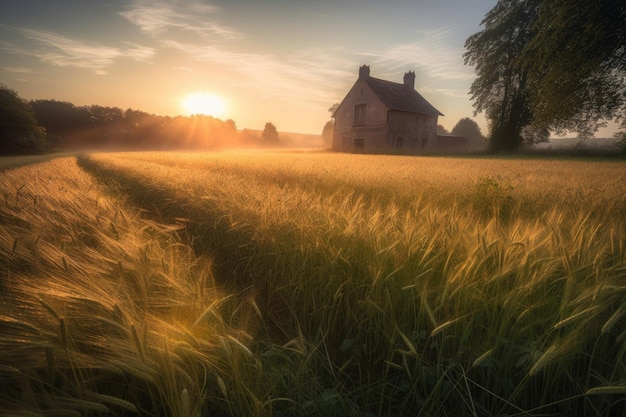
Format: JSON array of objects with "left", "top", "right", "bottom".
[{"left": 2, "top": 0, "right": 610, "bottom": 138}]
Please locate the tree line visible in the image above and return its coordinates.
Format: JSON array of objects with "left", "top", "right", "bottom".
[
  {"left": 1, "top": 85, "right": 286, "bottom": 155},
  {"left": 465, "top": 0, "right": 625, "bottom": 152},
  {"left": 29, "top": 99, "right": 242, "bottom": 151}
]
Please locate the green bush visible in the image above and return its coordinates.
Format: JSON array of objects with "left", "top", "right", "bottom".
[{"left": 0, "top": 85, "right": 47, "bottom": 155}]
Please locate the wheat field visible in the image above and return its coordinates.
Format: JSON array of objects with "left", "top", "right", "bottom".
[{"left": 1, "top": 151, "right": 625, "bottom": 416}]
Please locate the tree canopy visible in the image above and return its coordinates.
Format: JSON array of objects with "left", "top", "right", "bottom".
[
  {"left": 521, "top": 0, "right": 626, "bottom": 135},
  {"left": 0, "top": 85, "right": 46, "bottom": 155},
  {"left": 465, "top": 0, "right": 625, "bottom": 151}
]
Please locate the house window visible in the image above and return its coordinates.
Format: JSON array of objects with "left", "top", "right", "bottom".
[
  {"left": 353, "top": 138, "right": 365, "bottom": 153},
  {"left": 395, "top": 136, "right": 404, "bottom": 149},
  {"left": 354, "top": 104, "right": 366, "bottom": 126}
]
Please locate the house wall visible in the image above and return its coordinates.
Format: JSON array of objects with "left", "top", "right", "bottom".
[
  {"left": 333, "top": 79, "right": 388, "bottom": 152},
  {"left": 386, "top": 111, "right": 438, "bottom": 151}
]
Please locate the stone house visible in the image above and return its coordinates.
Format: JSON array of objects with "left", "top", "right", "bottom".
[{"left": 333, "top": 65, "right": 444, "bottom": 153}]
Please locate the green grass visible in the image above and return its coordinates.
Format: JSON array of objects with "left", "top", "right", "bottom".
[{"left": 2, "top": 151, "right": 625, "bottom": 416}]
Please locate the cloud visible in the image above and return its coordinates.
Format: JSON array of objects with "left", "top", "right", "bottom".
[
  {"left": 20, "top": 29, "right": 122, "bottom": 71},
  {"left": 361, "top": 27, "right": 474, "bottom": 81},
  {"left": 2, "top": 66, "right": 34, "bottom": 74},
  {"left": 120, "top": 1, "right": 240, "bottom": 41},
  {"left": 4, "top": 28, "right": 155, "bottom": 74},
  {"left": 122, "top": 42, "right": 156, "bottom": 62},
  {"left": 119, "top": 2, "right": 471, "bottom": 117},
  {"left": 161, "top": 39, "right": 354, "bottom": 107},
  {"left": 420, "top": 86, "right": 471, "bottom": 99},
  {"left": 120, "top": 1, "right": 355, "bottom": 108}
]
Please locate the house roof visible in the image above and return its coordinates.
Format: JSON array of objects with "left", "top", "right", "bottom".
[{"left": 363, "top": 76, "right": 443, "bottom": 116}]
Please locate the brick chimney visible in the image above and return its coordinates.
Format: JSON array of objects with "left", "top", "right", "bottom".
[
  {"left": 403, "top": 71, "right": 415, "bottom": 89},
  {"left": 359, "top": 65, "right": 370, "bottom": 78}
]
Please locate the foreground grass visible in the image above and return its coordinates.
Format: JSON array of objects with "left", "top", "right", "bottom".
[
  {"left": 2, "top": 151, "right": 625, "bottom": 416},
  {"left": 0, "top": 157, "right": 256, "bottom": 416}
]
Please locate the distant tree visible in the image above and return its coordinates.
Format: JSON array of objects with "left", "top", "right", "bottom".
[
  {"left": 322, "top": 120, "right": 334, "bottom": 148},
  {"left": 30, "top": 99, "right": 91, "bottom": 136},
  {"left": 616, "top": 131, "right": 626, "bottom": 156},
  {"left": 225, "top": 119, "right": 237, "bottom": 132},
  {"left": 451, "top": 118, "right": 485, "bottom": 149},
  {"left": 123, "top": 108, "right": 153, "bottom": 147},
  {"left": 520, "top": 0, "right": 626, "bottom": 136},
  {"left": 0, "top": 85, "right": 46, "bottom": 154},
  {"left": 321, "top": 103, "right": 340, "bottom": 149},
  {"left": 328, "top": 103, "right": 339, "bottom": 118},
  {"left": 124, "top": 108, "right": 150, "bottom": 126},
  {"left": 437, "top": 124, "right": 449, "bottom": 134},
  {"left": 464, "top": 0, "right": 540, "bottom": 152},
  {"left": 89, "top": 105, "right": 124, "bottom": 126},
  {"left": 261, "top": 122, "right": 280, "bottom": 145}
]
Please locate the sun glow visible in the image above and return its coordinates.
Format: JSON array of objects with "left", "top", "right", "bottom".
[{"left": 182, "top": 92, "right": 227, "bottom": 117}]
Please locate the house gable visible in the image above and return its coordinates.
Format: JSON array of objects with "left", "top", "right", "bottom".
[{"left": 333, "top": 77, "right": 388, "bottom": 127}]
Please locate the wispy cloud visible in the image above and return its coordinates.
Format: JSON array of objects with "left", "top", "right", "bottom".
[
  {"left": 161, "top": 39, "right": 354, "bottom": 106},
  {"left": 3, "top": 28, "right": 155, "bottom": 74},
  {"left": 1, "top": 66, "right": 34, "bottom": 82},
  {"left": 120, "top": 1, "right": 240, "bottom": 41},
  {"left": 120, "top": 2, "right": 470, "bottom": 116},
  {"left": 361, "top": 27, "right": 473, "bottom": 81},
  {"left": 2, "top": 66, "right": 34, "bottom": 74},
  {"left": 420, "top": 86, "right": 471, "bottom": 100},
  {"left": 20, "top": 29, "right": 122, "bottom": 72},
  {"left": 122, "top": 41, "right": 156, "bottom": 62},
  {"left": 120, "top": 1, "right": 355, "bottom": 108}
]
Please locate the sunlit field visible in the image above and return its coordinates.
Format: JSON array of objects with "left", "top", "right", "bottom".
[{"left": 2, "top": 151, "right": 625, "bottom": 416}]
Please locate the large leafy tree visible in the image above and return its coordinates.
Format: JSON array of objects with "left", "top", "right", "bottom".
[
  {"left": 0, "top": 85, "right": 46, "bottom": 155},
  {"left": 521, "top": 0, "right": 626, "bottom": 136},
  {"left": 467, "top": 0, "right": 625, "bottom": 150},
  {"left": 464, "top": 0, "right": 541, "bottom": 152}
]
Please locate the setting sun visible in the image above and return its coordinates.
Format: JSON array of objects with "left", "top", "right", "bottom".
[{"left": 182, "top": 92, "right": 227, "bottom": 117}]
